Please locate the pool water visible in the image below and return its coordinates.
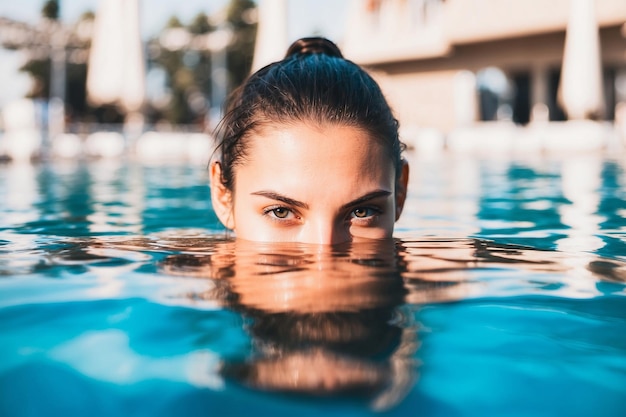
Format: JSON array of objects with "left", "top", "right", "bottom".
[{"left": 1, "top": 152, "right": 625, "bottom": 417}]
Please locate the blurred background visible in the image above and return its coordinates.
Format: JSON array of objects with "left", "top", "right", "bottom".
[{"left": 0, "top": 0, "right": 624, "bottom": 162}]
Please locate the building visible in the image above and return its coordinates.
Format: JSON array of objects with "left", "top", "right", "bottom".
[{"left": 342, "top": 0, "right": 626, "bottom": 135}]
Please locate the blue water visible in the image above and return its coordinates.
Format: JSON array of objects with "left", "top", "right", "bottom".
[{"left": 1, "top": 153, "right": 625, "bottom": 416}]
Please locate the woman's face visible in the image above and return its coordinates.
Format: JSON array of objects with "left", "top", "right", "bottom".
[{"left": 211, "top": 122, "right": 408, "bottom": 244}]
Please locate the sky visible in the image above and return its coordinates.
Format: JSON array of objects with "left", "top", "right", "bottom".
[{"left": 0, "top": 0, "right": 349, "bottom": 106}]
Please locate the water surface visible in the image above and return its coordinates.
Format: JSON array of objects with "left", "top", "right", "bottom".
[{"left": 1, "top": 153, "right": 625, "bottom": 416}]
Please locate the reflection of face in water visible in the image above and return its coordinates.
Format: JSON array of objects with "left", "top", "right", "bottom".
[{"left": 161, "top": 239, "right": 419, "bottom": 411}]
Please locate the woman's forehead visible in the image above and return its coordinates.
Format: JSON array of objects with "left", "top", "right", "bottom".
[
  {"left": 234, "top": 125, "right": 395, "bottom": 202},
  {"left": 244, "top": 124, "right": 390, "bottom": 172}
]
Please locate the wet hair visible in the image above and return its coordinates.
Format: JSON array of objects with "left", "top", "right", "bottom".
[{"left": 214, "top": 37, "right": 404, "bottom": 191}]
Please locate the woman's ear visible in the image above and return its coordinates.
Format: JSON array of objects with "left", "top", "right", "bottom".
[
  {"left": 210, "top": 161, "right": 235, "bottom": 230},
  {"left": 395, "top": 159, "right": 409, "bottom": 221}
]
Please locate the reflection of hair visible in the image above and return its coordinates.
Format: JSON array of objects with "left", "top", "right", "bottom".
[
  {"left": 214, "top": 36, "right": 404, "bottom": 191},
  {"left": 221, "top": 286, "right": 415, "bottom": 409},
  {"left": 221, "top": 306, "right": 419, "bottom": 410},
  {"left": 247, "top": 309, "right": 404, "bottom": 358},
  {"left": 241, "top": 307, "right": 402, "bottom": 358}
]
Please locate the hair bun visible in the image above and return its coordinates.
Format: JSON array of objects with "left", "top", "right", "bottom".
[{"left": 285, "top": 37, "right": 344, "bottom": 59}]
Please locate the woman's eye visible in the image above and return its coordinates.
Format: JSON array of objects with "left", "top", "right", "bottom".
[
  {"left": 351, "top": 207, "right": 376, "bottom": 219},
  {"left": 269, "top": 207, "right": 292, "bottom": 219}
]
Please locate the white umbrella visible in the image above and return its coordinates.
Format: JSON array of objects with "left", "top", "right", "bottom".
[
  {"left": 86, "top": 0, "right": 145, "bottom": 113},
  {"left": 558, "top": 0, "right": 605, "bottom": 120},
  {"left": 251, "top": 0, "right": 288, "bottom": 72}
]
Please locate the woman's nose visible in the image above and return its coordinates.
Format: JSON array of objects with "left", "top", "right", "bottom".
[{"left": 301, "top": 219, "right": 350, "bottom": 245}]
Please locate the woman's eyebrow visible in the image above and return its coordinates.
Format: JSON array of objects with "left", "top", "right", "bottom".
[
  {"left": 251, "top": 189, "right": 392, "bottom": 211},
  {"left": 251, "top": 191, "right": 309, "bottom": 209},
  {"left": 341, "top": 190, "right": 392, "bottom": 210}
]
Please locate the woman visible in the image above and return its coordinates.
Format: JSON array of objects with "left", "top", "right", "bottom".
[{"left": 210, "top": 37, "right": 409, "bottom": 244}]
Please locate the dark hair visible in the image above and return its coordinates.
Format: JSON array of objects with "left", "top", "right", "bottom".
[{"left": 214, "top": 37, "right": 404, "bottom": 190}]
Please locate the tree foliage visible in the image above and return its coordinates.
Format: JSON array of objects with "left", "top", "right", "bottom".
[
  {"left": 42, "top": 0, "right": 59, "bottom": 20},
  {"left": 18, "top": 0, "right": 258, "bottom": 126},
  {"left": 19, "top": 6, "right": 98, "bottom": 122},
  {"left": 152, "top": 1, "right": 257, "bottom": 126},
  {"left": 226, "top": 0, "right": 257, "bottom": 89}
]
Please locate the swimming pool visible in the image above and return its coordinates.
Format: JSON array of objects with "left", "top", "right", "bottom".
[{"left": 1, "top": 150, "right": 625, "bottom": 416}]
